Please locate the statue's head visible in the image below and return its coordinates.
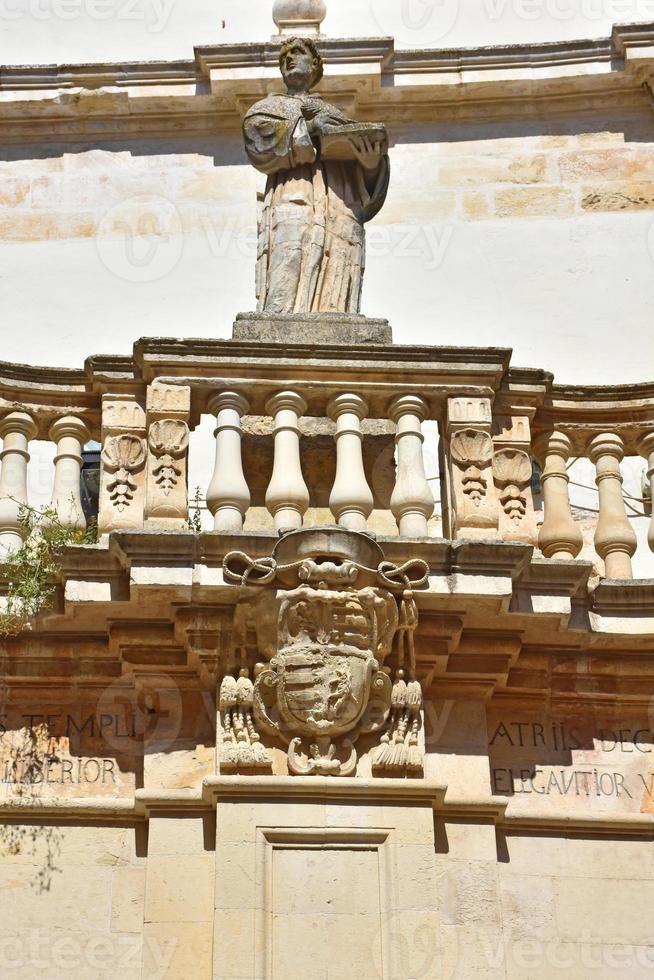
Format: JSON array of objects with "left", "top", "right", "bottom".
[{"left": 279, "top": 36, "right": 324, "bottom": 93}]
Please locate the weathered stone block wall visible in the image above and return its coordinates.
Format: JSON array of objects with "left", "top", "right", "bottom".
[
  {"left": 0, "top": 824, "right": 148, "bottom": 979},
  {"left": 1, "top": 694, "right": 653, "bottom": 978}
]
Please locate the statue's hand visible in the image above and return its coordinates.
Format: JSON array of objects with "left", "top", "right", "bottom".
[
  {"left": 351, "top": 135, "right": 386, "bottom": 173},
  {"left": 290, "top": 116, "right": 318, "bottom": 166},
  {"left": 301, "top": 99, "right": 323, "bottom": 121}
]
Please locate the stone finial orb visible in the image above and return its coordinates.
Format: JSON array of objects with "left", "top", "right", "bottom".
[{"left": 272, "top": 0, "right": 326, "bottom": 35}]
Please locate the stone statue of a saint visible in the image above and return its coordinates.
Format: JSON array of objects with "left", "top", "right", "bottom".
[{"left": 243, "top": 37, "right": 390, "bottom": 315}]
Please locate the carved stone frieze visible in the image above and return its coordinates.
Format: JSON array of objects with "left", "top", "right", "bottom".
[{"left": 219, "top": 527, "right": 428, "bottom": 777}]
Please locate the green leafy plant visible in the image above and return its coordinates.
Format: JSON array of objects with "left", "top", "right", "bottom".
[
  {"left": 187, "top": 485, "right": 204, "bottom": 533},
  {"left": 0, "top": 501, "right": 96, "bottom": 637}
]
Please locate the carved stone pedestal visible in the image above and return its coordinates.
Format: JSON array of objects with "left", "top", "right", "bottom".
[{"left": 232, "top": 312, "right": 393, "bottom": 345}]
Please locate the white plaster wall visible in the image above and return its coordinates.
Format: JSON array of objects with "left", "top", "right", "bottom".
[
  {"left": 3, "top": 210, "right": 653, "bottom": 383},
  {"left": 1, "top": 0, "right": 653, "bottom": 66},
  {"left": 2, "top": 141, "right": 653, "bottom": 384}
]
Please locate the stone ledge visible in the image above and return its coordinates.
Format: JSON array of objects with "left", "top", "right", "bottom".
[
  {"left": 232, "top": 312, "right": 393, "bottom": 346},
  {"left": 202, "top": 775, "right": 447, "bottom": 806},
  {"left": 2, "top": 27, "right": 654, "bottom": 140},
  {"left": 593, "top": 579, "right": 654, "bottom": 616},
  {"left": 2, "top": 783, "right": 654, "bottom": 836}
]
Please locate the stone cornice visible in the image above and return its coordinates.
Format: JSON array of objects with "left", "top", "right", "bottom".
[
  {"left": 12, "top": 530, "right": 652, "bottom": 660},
  {"left": 0, "top": 338, "right": 652, "bottom": 445},
  {"left": 2, "top": 24, "right": 654, "bottom": 139},
  {"left": 1, "top": 780, "right": 653, "bottom": 836},
  {"left": 3, "top": 25, "right": 651, "bottom": 90},
  {"left": 535, "top": 381, "right": 654, "bottom": 455}
]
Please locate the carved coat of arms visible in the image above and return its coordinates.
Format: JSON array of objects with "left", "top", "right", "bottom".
[{"left": 218, "top": 528, "right": 428, "bottom": 777}]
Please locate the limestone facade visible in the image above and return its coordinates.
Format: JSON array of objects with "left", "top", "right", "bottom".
[{"left": 2, "top": 14, "right": 654, "bottom": 980}]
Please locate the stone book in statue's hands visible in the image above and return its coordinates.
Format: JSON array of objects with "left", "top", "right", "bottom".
[{"left": 319, "top": 123, "right": 388, "bottom": 161}]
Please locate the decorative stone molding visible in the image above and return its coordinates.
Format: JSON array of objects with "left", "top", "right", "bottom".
[
  {"left": 445, "top": 397, "right": 499, "bottom": 539},
  {"left": 218, "top": 668, "right": 272, "bottom": 771},
  {"left": 98, "top": 393, "right": 147, "bottom": 535},
  {"left": 491, "top": 413, "right": 539, "bottom": 544},
  {"left": 448, "top": 428, "right": 498, "bottom": 537},
  {"left": 148, "top": 420, "right": 189, "bottom": 495},
  {"left": 101, "top": 435, "right": 146, "bottom": 512},
  {"left": 451, "top": 430, "right": 493, "bottom": 505},
  {"left": 219, "top": 528, "right": 429, "bottom": 777},
  {"left": 145, "top": 384, "right": 191, "bottom": 530},
  {"left": 5, "top": 27, "right": 654, "bottom": 141},
  {"left": 493, "top": 449, "right": 532, "bottom": 525}
]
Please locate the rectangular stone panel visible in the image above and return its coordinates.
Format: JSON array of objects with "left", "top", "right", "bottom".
[{"left": 271, "top": 848, "right": 382, "bottom": 980}]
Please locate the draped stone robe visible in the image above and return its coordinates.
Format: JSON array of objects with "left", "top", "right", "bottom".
[{"left": 243, "top": 94, "right": 390, "bottom": 315}]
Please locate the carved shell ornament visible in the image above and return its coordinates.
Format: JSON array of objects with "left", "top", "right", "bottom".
[
  {"left": 449, "top": 429, "right": 494, "bottom": 505},
  {"left": 493, "top": 449, "right": 533, "bottom": 524},
  {"left": 148, "top": 420, "right": 189, "bottom": 495},
  {"left": 101, "top": 435, "right": 146, "bottom": 511}
]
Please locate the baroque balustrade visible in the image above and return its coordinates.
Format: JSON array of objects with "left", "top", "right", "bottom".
[{"left": 0, "top": 339, "right": 651, "bottom": 582}]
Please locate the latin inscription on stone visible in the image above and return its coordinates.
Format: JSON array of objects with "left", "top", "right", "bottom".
[{"left": 487, "top": 714, "right": 654, "bottom": 812}]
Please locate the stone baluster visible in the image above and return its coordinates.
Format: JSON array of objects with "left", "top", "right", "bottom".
[
  {"left": 0, "top": 411, "right": 38, "bottom": 555},
  {"left": 534, "top": 431, "right": 583, "bottom": 560},
  {"left": 389, "top": 394, "right": 433, "bottom": 537},
  {"left": 638, "top": 432, "right": 654, "bottom": 553},
  {"left": 265, "top": 391, "right": 310, "bottom": 532},
  {"left": 588, "top": 432, "right": 637, "bottom": 579},
  {"left": 206, "top": 392, "right": 250, "bottom": 532},
  {"left": 328, "top": 393, "right": 373, "bottom": 532},
  {"left": 49, "top": 416, "right": 89, "bottom": 531}
]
